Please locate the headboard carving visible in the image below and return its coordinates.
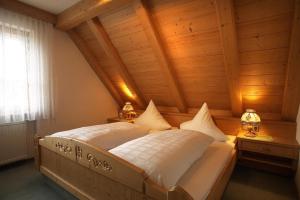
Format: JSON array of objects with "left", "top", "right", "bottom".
[
  {"left": 55, "top": 142, "right": 72, "bottom": 154},
  {"left": 87, "top": 153, "right": 113, "bottom": 172}
]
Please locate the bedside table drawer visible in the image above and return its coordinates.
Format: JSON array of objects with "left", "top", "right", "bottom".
[{"left": 239, "top": 141, "right": 298, "bottom": 159}]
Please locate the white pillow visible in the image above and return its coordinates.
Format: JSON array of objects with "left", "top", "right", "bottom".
[
  {"left": 180, "top": 102, "right": 226, "bottom": 141},
  {"left": 135, "top": 100, "right": 171, "bottom": 131}
]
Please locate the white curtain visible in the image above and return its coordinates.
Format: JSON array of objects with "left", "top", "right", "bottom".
[{"left": 0, "top": 8, "right": 53, "bottom": 124}]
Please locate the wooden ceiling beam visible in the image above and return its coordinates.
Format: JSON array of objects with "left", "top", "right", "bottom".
[
  {"left": 215, "top": 0, "right": 243, "bottom": 116},
  {"left": 86, "top": 18, "right": 146, "bottom": 108},
  {"left": 0, "top": 0, "right": 56, "bottom": 24},
  {"left": 56, "top": 0, "right": 133, "bottom": 30},
  {"left": 134, "top": 0, "right": 187, "bottom": 113},
  {"left": 68, "top": 29, "right": 124, "bottom": 107},
  {"left": 282, "top": 0, "right": 300, "bottom": 121}
]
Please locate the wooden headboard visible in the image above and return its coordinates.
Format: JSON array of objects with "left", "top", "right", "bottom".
[
  {"left": 136, "top": 107, "right": 297, "bottom": 141},
  {"left": 159, "top": 111, "right": 297, "bottom": 144},
  {"left": 162, "top": 112, "right": 241, "bottom": 135}
]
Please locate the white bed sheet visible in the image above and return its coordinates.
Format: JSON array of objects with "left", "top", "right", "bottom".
[
  {"left": 178, "top": 139, "right": 235, "bottom": 200},
  {"left": 49, "top": 122, "right": 149, "bottom": 150}
]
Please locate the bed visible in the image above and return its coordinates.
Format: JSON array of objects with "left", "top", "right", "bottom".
[{"left": 35, "top": 115, "right": 238, "bottom": 200}]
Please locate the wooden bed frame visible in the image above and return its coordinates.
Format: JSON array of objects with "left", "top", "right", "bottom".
[{"left": 35, "top": 114, "right": 239, "bottom": 200}]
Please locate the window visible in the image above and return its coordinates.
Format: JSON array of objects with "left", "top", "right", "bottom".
[{"left": 0, "top": 8, "right": 53, "bottom": 124}]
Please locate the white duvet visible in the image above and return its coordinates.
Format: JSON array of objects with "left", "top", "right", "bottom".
[
  {"left": 49, "top": 122, "right": 150, "bottom": 150},
  {"left": 109, "top": 129, "right": 214, "bottom": 189}
]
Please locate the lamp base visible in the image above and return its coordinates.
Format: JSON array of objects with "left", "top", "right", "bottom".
[{"left": 244, "top": 131, "right": 256, "bottom": 138}]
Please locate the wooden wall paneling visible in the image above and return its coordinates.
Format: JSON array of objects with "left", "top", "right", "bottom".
[
  {"left": 235, "top": 0, "right": 294, "bottom": 116},
  {"left": 148, "top": 1, "right": 219, "bottom": 41},
  {"left": 239, "top": 31, "right": 290, "bottom": 52},
  {"left": 165, "top": 31, "right": 223, "bottom": 59},
  {"left": 99, "top": 6, "right": 145, "bottom": 39},
  {"left": 240, "top": 63, "right": 286, "bottom": 76},
  {"left": 68, "top": 30, "right": 124, "bottom": 107},
  {"left": 171, "top": 57, "right": 230, "bottom": 110},
  {"left": 215, "top": 0, "right": 243, "bottom": 116},
  {"left": 98, "top": 5, "right": 175, "bottom": 107},
  {"left": 134, "top": 0, "right": 187, "bottom": 112},
  {"left": 235, "top": 0, "right": 294, "bottom": 23},
  {"left": 148, "top": 0, "right": 231, "bottom": 110},
  {"left": 179, "top": 74, "right": 230, "bottom": 110},
  {"left": 240, "top": 48, "right": 289, "bottom": 65},
  {"left": 86, "top": 17, "right": 146, "bottom": 108},
  {"left": 282, "top": 0, "right": 300, "bottom": 121},
  {"left": 0, "top": 0, "right": 56, "bottom": 24},
  {"left": 237, "top": 14, "right": 292, "bottom": 38},
  {"left": 56, "top": 0, "right": 133, "bottom": 30},
  {"left": 243, "top": 95, "right": 283, "bottom": 114}
]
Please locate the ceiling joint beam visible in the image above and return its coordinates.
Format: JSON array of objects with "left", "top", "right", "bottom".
[
  {"left": 215, "top": 0, "right": 243, "bottom": 116},
  {"left": 56, "top": 0, "right": 133, "bottom": 30},
  {"left": 68, "top": 29, "right": 124, "bottom": 107},
  {"left": 86, "top": 18, "right": 146, "bottom": 108},
  {"left": 134, "top": 0, "right": 187, "bottom": 113}
]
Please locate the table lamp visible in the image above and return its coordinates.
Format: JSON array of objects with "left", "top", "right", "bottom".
[
  {"left": 121, "top": 102, "right": 137, "bottom": 122},
  {"left": 241, "top": 109, "right": 261, "bottom": 137}
]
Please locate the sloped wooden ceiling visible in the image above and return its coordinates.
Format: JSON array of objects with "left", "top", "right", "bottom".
[{"left": 5, "top": 0, "right": 297, "bottom": 121}]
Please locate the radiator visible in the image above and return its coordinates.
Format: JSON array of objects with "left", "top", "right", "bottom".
[{"left": 0, "top": 121, "right": 36, "bottom": 166}]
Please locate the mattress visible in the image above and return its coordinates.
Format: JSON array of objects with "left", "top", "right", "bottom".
[
  {"left": 178, "top": 137, "right": 235, "bottom": 200},
  {"left": 49, "top": 122, "right": 149, "bottom": 150}
]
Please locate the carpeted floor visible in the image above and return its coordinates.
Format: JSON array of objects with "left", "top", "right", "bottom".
[
  {"left": 0, "top": 160, "right": 77, "bottom": 200},
  {"left": 223, "top": 166, "right": 298, "bottom": 200},
  {"left": 0, "top": 159, "right": 298, "bottom": 200}
]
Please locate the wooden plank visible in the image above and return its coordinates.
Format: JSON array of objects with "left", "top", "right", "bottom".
[
  {"left": 56, "top": 0, "right": 133, "bottom": 30},
  {"left": 243, "top": 95, "right": 282, "bottom": 113},
  {"left": 0, "top": 0, "right": 56, "bottom": 24},
  {"left": 134, "top": 0, "right": 187, "bottom": 113},
  {"left": 238, "top": 31, "right": 290, "bottom": 52},
  {"left": 86, "top": 18, "right": 146, "bottom": 108},
  {"left": 240, "top": 63, "right": 286, "bottom": 76},
  {"left": 282, "top": 0, "right": 300, "bottom": 121},
  {"left": 215, "top": 0, "right": 243, "bottom": 116},
  {"left": 235, "top": 0, "right": 294, "bottom": 24},
  {"left": 240, "top": 48, "right": 289, "bottom": 65},
  {"left": 240, "top": 75, "right": 285, "bottom": 86},
  {"left": 68, "top": 30, "right": 124, "bottom": 107}
]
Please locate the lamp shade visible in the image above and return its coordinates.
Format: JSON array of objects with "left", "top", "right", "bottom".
[
  {"left": 241, "top": 109, "right": 261, "bottom": 124},
  {"left": 122, "top": 102, "right": 134, "bottom": 112}
]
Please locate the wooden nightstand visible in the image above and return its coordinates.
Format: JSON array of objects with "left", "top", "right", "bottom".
[{"left": 237, "top": 131, "right": 299, "bottom": 175}]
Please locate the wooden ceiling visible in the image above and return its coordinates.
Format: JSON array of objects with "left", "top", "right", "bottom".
[{"left": 1, "top": 0, "right": 300, "bottom": 121}]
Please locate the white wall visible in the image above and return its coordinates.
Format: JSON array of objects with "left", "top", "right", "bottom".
[
  {"left": 296, "top": 105, "right": 300, "bottom": 196},
  {"left": 37, "top": 29, "right": 118, "bottom": 136}
]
